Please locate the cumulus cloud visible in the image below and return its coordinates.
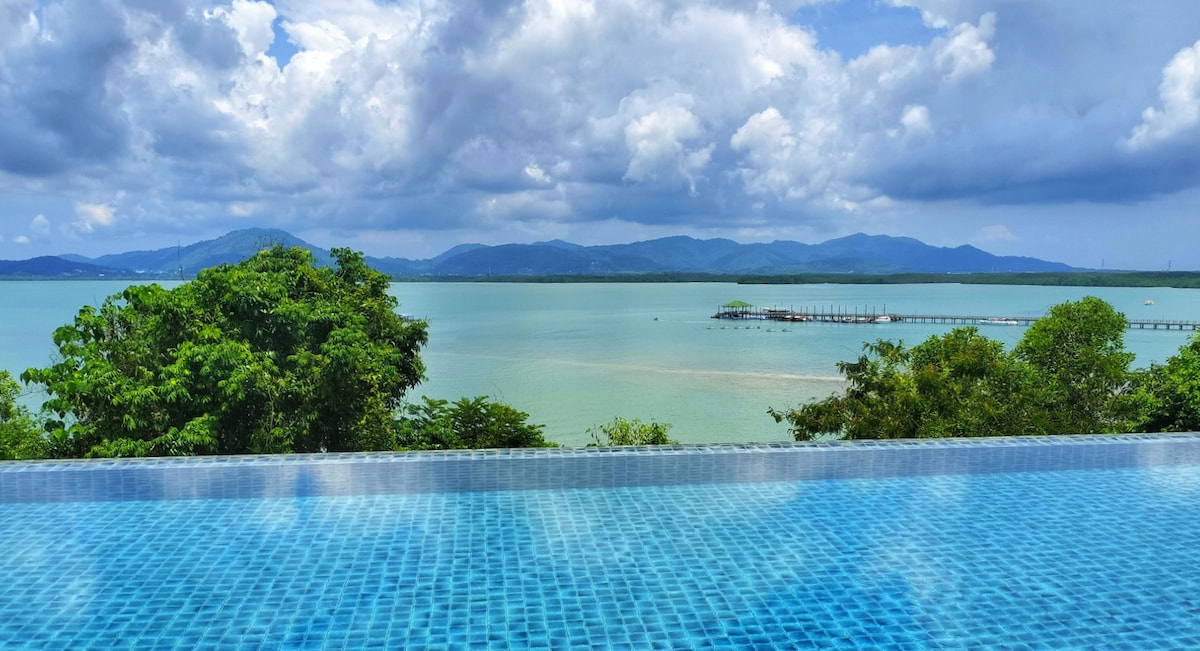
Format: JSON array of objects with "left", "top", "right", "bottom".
[
  {"left": 731, "top": 107, "right": 799, "bottom": 197},
  {"left": 622, "top": 104, "right": 713, "bottom": 193},
  {"left": 935, "top": 13, "right": 996, "bottom": 82},
  {"left": 207, "top": 0, "right": 277, "bottom": 58},
  {"left": 0, "top": 0, "right": 1198, "bottom": 259},
  {"left": 13, "top": 235, "right": 29, "bottom": 244},
  {"left": 900, "top": 105, "right": 932, "bottom": 135},
  {"left": 72, "top": 202, "right": 117, "bottom": 234},
  {"left": 30, "top": 214, "right": 51, "bottom": 235},
  {"left": 1126, "top": 40, "right": 1200, "bottom": 150}
]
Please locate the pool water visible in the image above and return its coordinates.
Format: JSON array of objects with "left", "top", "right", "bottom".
[{"left": 3, "top": 437, "right": 1200, "bottom": 649}]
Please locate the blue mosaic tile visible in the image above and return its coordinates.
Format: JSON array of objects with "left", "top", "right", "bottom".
[{"left": 3, "top": 435, "right": 1200, "bottom": 647}]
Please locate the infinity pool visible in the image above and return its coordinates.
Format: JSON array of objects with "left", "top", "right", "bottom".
[{"left": 3, "top": 435, "right": 1200, "bottom": 649}]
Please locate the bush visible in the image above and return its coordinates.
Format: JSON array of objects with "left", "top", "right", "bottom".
[
  {"left": 587, "top": 417, "right": 677, "bottom": 446},
  {"left": 394, "top": 396, "right": 556, "bottom": 450},
  {"left": 0, "top": 370, "right": 44, "bottom": 460}
]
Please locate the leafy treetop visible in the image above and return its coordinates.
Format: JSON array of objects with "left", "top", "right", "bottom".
[
  {"left": 587, "top": 417, "right": 678, "bottom": 446},
  {"left": 0, "top": 370, "right": 43, "bottom": 460},
  {"left": 772, "top": 297, "right": 1138, "bottom": 440},
  {"left": 23, "top": 246, "right": 428, "bottom": 457}
]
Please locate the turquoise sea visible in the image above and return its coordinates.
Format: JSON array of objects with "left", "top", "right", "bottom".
[{"left": 2, "top": 281, "right": 1198, "bottom": 446}]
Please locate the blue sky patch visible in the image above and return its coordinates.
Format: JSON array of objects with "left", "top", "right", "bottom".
[
  {"left": 266, "top": 16, "right": 298, "bottom": 68},
  {"left": 791, "top": 0, "right": 939, "bottom": 60}
]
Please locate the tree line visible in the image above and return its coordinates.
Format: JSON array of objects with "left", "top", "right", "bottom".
[{"left": 770, "top": 297, "right": 1200, "bottom": 439}]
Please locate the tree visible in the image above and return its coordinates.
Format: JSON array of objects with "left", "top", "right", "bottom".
[
  {"left": 587, "top": 417, "right": 678, "bottom": 446},
  {"left": 771, "top": 328, "right": 1040, "bottom": 440},
  {"left": 0, "top": 370, "right": 43, "bottom": 460},
  {"left": 1013, "top": 296, "right": 1135, "bottom": 434},
  {"left": 771, "top": 297, "right": 1138, "bottom": 441},
  {"left": 394, "top": 396, "right": 556, "bottom": 450},
  {"left": 1129, "top": 334, "right": 1200, "bottom": 433},
  {"left": 22, "top": 246, "right": 428, "bottom": 457}
]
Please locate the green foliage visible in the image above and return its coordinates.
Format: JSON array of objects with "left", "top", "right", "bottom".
[
  {"left": 394, "top": 396, "right": 556, "bottom": 450},
  {"left": 773, "top": 297, "right": 1138, "bottom": 440},
  {"left": 0, "top": 370, "right": 44, "bottom": 460},
  {"left": 587, "top": 417, "right": 677, "bottom": 446},
  {"left": 1130, "top": 334, "right": 1200, "bottom": 432},
  {"left": 771, "top": 328, "right": 1041, "bottom": 440},
  {"left": 22, "top": 247, "right": 428, "bottom": 457},
  {"left": 1014, "top": 296, "right": 1135, "bottom": 434}
]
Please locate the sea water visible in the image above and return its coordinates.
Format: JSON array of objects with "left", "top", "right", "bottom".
[{"left": 2, "top": 281, "right": 1197, "bottom": 445}]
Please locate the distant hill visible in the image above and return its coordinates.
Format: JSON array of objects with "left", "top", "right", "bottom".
[
  {"left": 0, "top": 228, "right": 1075, "bottom": 279},
  {"left": 416, "top": 233, "right": 1074, "bottom": 276},
  {"left": 81, "top": 228, "right": 331, "bottom": 277},
  {"left": 0, "top": 256, "right": 130, "bottom": 278}
]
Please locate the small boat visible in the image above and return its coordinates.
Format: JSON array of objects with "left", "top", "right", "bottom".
[
  {"left": 979, "top": 318, "right": 1020, "bottom": 326},
  {"left": 874, "top": 315, "right": 892, "bottom": 324},
  {"left": 1145, "top": 300, "right": 1154, "bottom": 306}
]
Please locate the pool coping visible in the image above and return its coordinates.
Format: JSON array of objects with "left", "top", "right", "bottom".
[{"left": 2, "top": 433, "right": 1199, "bottom": 503}]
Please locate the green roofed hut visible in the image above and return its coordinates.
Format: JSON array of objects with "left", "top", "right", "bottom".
[{"left": 715, "top": 300, "right": 754, "bottom": 319}]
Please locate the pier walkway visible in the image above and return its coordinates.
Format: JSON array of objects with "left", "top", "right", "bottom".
[{"left": 712, "top": 306, "right": 1200, "bottom": 331}]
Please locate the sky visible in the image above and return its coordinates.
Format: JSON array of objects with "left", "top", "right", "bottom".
[{"left": 1, "top": 0, "right": 1199, "bottom": 269}]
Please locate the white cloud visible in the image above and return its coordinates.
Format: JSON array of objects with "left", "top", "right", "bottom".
[
  {"left": 731, "top": 107, "right": 798, "bottom": 196},
  {"left": 30, "top": 214, "right": 50, "bottom": 234},
  {"left": 524, "top": 164, "right": 550, "bottom": 184},
  {"left": 13, "top": 235, "right": 29, "bottom": 244},
  {"left": 900, "top": 105, "right": 932, "bottom": 135},
  {"left": 229, "top": 203, "right": 257, "bottom": 217},
  {"left": 0, "top": 0, "right": 1197, "bottom": 266},
  {"left": 623, "top": 104, "right": 712, "bottom": 193},
  {"left": 207, "top": 0, "right": 278, "bottom": 58},
  {"left": 1126, "top": 40, "right": 1200, "bottom": 150},
  {"left": 72, "top": 202, "right": 117, "bottom": 234},
  {"left": 935, "top": 13, "right": 996, "bottom": 82},
  {"left": 977, "top": 224, "right": 1017, "bottom": 242}
]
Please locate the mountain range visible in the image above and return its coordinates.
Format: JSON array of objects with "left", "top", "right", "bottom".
[{"left": 0, "top": 228, "right": 1074, "bottom": 278}]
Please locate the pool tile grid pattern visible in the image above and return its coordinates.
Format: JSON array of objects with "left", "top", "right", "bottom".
[
  {"left": 5, "top": 463, "right": 1200, "bottom": 648},
  {"left": 3, "top": 433, "right": 1200, "bottom": 503},
  {"left": 4, "top": 434, "right": 1200, "bottom": 649}
]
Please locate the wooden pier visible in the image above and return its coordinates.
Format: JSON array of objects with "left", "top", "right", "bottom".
[{"left": 712, "top": 304, "right": 1200, "bottom": 331}]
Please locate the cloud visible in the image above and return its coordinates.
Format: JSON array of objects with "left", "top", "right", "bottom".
[
  {"left": 0, "top": 0, "right": 1198, "bottom": 263},
  {"left": 1126, "top": 40, "right": 1200, "bottom": 150},
  {"left": 72, "top": 202, "right": 117, "bottom": 234},
  {"left": 977, "top": 224, "right": 1016, "bottom": 242},
  {"left": 30, "top": 214, "right": 50, "bottom": 235},
  {"left": 207, "top": 0, "right": 277, "bottom": 59},
  {"left": 524, "top": 164, "right": 550, "bottom": 184},
  {"left": 731, "top": 107, "right": 799, "bottom": 197},
  {"left": 0, "top": 0, "right": 134, "bottom": 176},
  {"left": 900, "top": 105, "right": 932, "bottom": 135},
  {"left": 13, "top": 235, "right": 29, "bottom": 244},
  {"left": 935, "top": 12, "right": 996, "bottom": 81},
  {"left": 622, "top": 104, "right": 713, "bottom": 194}
]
